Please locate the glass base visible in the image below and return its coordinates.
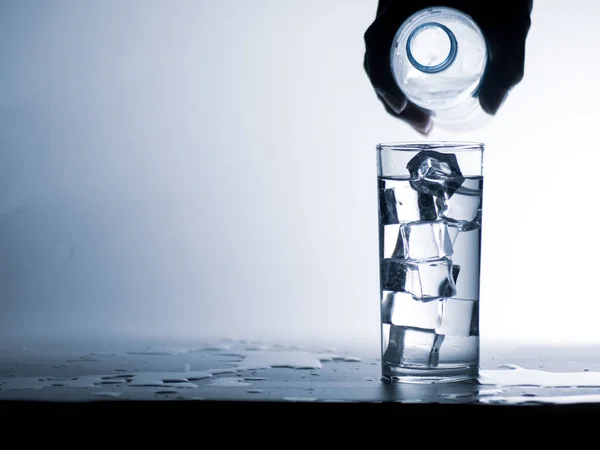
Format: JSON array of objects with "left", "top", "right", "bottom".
[{"left": 382, "top": 362, "right": 479, "bottom": 384}]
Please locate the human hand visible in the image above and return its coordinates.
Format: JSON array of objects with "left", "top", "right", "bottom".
[{"left": 364, "top": 0, "right": 533, "bottom": 134}]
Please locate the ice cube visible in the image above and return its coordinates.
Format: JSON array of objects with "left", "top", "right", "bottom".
[
  {"left": 381, "top": 291, "right": 394, "bottom": 324},
  {"left": 417, "top": 192, "right": 439, "bottom": 221},
  {"left": 442, "top": 178, "right": 482, "bottom": 231},
  {"left": 379, "top": 185, "right": 440, "bottom": 224},
  {"left": 383, "top": 326, "right": 445, "bottom": 367},
  {"left": 406, "top": 150, "right": 465, "bottom": 199},
  {"left": 436, "top": 298, "right": 477, "bottom": 337},
  {"left": 447, "top": 210, "right": 482, "bottom": 232},
  {"left": 414, "top": 259, "right": 457, "bottom": 299},
  {"left": 379, "top": 188, "right": 399, "bottom": 225},
  {"left": 437, "top": 335, "right": 479, "bottom": 365},
  {"left": 381, "top": 224, "right": 400, "bottom": 259},
  {"left": 388, "top": 291, "right": 441, "bottom": 330},
  {"left": 380, "top": 257, "right": 457, "bottom": 300},
  {"left": 470, "top": 302, "right": 479, "bottom": 336},
  {"left": 447, "top": 225, "right": 460, "bottom": 245},
  {"left": 439, "top": 264, "right": 461, "bottom": 298},
  {"left": 393, "top": 219, "right": 454, "bottom": 261},
  {"left": 380, "top": 258, "right": 408, "bottom": 292}
]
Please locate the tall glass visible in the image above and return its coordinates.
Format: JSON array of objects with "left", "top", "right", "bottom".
[{"left": 377, "top": 142, "right": 483, "bottom": 383}]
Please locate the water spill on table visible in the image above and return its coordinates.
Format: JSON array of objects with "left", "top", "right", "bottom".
[{"left": 1, "top": 338, "right": 600, "bottom": 404}]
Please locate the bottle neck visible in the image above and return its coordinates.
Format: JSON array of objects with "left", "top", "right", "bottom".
[{"left": 406, "top": 22, "right": 458, "bottom": 74}]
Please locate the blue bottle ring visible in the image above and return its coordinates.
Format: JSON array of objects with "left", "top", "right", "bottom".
[{"left": 406, "top": 22, "right": 458, "bottom": 74}]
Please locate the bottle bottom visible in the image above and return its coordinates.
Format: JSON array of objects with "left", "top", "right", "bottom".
[{"left": 425, "top": 95, "right": 491, "bottom": 132}]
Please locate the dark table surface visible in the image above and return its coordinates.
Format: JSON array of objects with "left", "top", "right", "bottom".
[{"left": 1, "top": 336, "right": 600, "bottom": 406}]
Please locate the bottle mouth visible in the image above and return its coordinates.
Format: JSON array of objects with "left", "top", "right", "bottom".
[{"left": 406, "top": 22, "right": 458, "bottom": 74}]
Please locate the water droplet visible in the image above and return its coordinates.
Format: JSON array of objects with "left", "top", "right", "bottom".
[
  {"left": 480, "top": 366, "right": 600, "bottom": 388},
  {"left": 245, "top": 345, "right": 270, "bottom": 351},
  {"left": 0, "top": 377, "right": 46, "bottom": 391},
  {"left": 98, "top": 379, "right": 123, "bottom": 385},
  {"left": 61, "top": 375, "right": 106, "bottom": 388},
  {"left": 207, "top": 378, "right": 251, "bottom": 387},
  {"left": 439, "top": 392, "right": 474, "bottom": 400},
  {"left": 206, "top": 368, "right": 236, "bottom": 375},
  {"left": 127, "top": 371, "right": 208, "bottom": 387},
  {"left": 154, "top": 390, "right": 178, "bottom": 395},
  {"left": 497, "top": 364, "right": 523, "bottom": 370},
  {"left": 91, "top": 392, "right": 122, "bottom": 398},
  {"left": 233, "top": 351, "right": 322, "bottom": 371},
  {"left": 477, "top": 388, "right": 508, "bottom": 396},
  {"left": 480, "top": 394, "right": 600, "bottom": 405},
  {"left": 343, "top": 357, "right": 362, "bottom": 362}
]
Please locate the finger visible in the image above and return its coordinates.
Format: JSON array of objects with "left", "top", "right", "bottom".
[
  {"left": 377, "top": 95, "right": 433, "bottom": 135},
  {"left": 375, "top": 88, "right": 407, "bottom": 116},
  {"left": 478, "top": 82, "right": 510, "bottom": 116},
  {"left": 364, "top": 40, "right": 408, "bottom": 116},
  {"left": 363, "top": 2, "right": 415, "bottom": 115},
  {"left": 399, "top": 102, "right": 434, "bottom": 135},
  {"left": 476, "top": 4, "right": 533, "bottom": 114},
  {"left": 376, "top": 0, "right": 395, "bottom": 16},
  {"left": 478, "top": 30, "right": 529, "bottom": 115}
]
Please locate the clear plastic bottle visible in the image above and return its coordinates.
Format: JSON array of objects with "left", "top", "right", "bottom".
[{"left": 390, "top": 7, "right": 489, "bottom": 131}]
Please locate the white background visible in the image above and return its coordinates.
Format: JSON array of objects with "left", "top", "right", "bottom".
[{"left": 1, "top": 0, "right": 597, "bottom": 354}]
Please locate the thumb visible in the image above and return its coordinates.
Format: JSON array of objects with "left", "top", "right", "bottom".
[{"left": 477, "top": 8, "right": 532, "bottom": 114}]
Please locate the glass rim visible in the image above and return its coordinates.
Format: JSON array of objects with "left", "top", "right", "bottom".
[{"left": 376, "top": 141, "right": 484, "bottom": 153}]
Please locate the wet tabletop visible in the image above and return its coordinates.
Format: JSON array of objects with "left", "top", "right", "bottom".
[{"left": 1, "top": 337, "right": 600, "bottom": 406}]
